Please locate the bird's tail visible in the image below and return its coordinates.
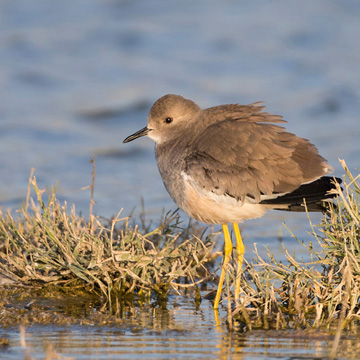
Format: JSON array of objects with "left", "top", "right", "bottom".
[{"left": 260, "top": 176, "right": 342, "bottom": 212}]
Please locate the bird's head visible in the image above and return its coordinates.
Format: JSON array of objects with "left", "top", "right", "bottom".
[{"left": 123, "top": 94, "right": 201, "bottom": 145}]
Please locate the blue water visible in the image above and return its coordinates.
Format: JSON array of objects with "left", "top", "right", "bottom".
[
  {"left": 1, "top": 0, "right": 359, "bottom": 220},
  {"left": 0, "top": 1, "right": 359, "bottom": 358}
]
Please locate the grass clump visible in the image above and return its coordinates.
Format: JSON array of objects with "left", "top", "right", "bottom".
[
  {"left": 0, "top": 173, "right": 213, "bottom": 311},
  {"left": 230, "top": 160, "right": 360, "bottom": 333}
]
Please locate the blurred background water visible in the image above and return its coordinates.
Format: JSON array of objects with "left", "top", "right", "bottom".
[{"left": 0, "top": 0, "right": 359, "bottom": 251}]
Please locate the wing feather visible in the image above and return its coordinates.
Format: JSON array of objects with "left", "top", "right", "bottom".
[{"left": 184, "top": 119, "right": 330, "bottom": 203}]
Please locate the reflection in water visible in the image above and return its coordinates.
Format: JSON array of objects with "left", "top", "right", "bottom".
[{"left": 0, "top": 292, "right": 359, "bottom": 359}]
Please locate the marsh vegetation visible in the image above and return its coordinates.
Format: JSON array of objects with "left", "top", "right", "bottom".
[{"left": 0, "top": 160, "right": 359, "bottom": 358}]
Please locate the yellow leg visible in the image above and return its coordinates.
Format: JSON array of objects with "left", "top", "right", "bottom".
[
  {"left": 214, "top": 224, "right": 233, "bottom": 309},
  {"left": 233, "top": 223, "right": 245, "bottom": 301}
]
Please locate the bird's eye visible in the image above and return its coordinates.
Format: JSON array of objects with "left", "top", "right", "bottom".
[{"left": 165, "top": 117, "right": 173, "bottom": 124}]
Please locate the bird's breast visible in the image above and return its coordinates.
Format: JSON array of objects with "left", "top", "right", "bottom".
[{"left": 155, "top": 143, "right": 188, "bottom": 209}]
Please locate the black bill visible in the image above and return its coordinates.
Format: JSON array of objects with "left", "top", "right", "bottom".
[{"left": 123, "top": 126, "right": 150, "bottom": 143}]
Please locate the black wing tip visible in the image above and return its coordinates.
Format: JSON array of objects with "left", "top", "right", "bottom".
[
  {"left": 276, "top": 200, "right": 337, "bottom": 213},
  {"left": 260, "top": 175, "right": 342, "bottom": 211}
]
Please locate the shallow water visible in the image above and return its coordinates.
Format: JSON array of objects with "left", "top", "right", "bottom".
[
  {"left": 1, "top": 0, "right": 360, "bottom": 358},
  {"left": 0, "top": 293, "right": 358, "bottom": 360}
]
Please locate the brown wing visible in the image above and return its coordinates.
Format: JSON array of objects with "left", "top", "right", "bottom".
[
  {"left": 184, "top": 119, "right": 331, "bottom": 203},
  {"left": 203, "top": 102, "right": 286, "bottom": 124}
]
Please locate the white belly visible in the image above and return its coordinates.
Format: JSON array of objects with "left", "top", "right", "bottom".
[{"left": 181, "top": 179, "right": 269, "bottom": 224}]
